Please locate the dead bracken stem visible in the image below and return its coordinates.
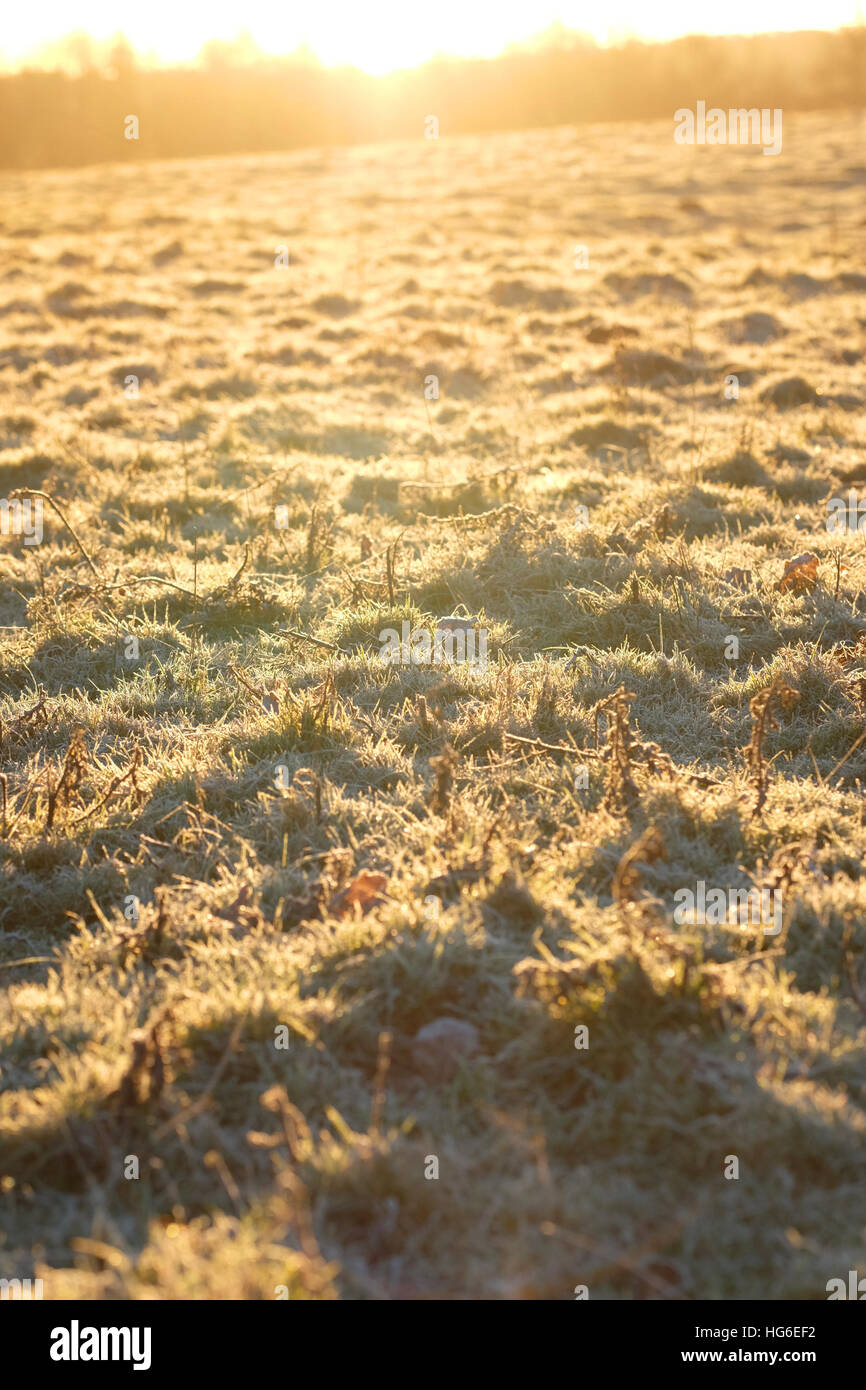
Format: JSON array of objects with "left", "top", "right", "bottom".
[
  {"left": 0, "top": 687, "right": 49, "bottom": 750},
  {"left": 593, "top": 685, "right": 640, "bottom": 811},
  {"left": 590, "top": 685, "right": 703, "bottom": 809},
  {"left": 612, "top": 824, "right": 668, "bottom": 911},
  {"left": 429, "top": 743, "right": 458, "bottom": 816},
  {"left": 746, "top": 677, "right": 800, "bottom": 817},
  {"left": 113, "top": 1010, "right": 172, "bottom": 1110},
  {"left": 45, "top": 727, "right": 89, "bottom": 832}
]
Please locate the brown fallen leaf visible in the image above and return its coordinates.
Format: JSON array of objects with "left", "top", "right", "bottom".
[
  {"left": 329, "top": 870, "right": 389, "bottom": 919},
  {"left": 777, "top": 552, "right": 819, "bottom": 594},
  {"left": 830, "top": 633, "right": 866, "bottom": 667},
  {"left": 846, "top": 675, "right": 866, "bottom": 706}
]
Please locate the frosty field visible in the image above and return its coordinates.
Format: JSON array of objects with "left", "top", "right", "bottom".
[{"left": 1, "top": 110, "right": 865, "bottom": 1299}]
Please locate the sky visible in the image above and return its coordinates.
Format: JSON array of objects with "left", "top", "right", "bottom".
[{"left": 1, "top": 1, "right": 863, "bottom": 75}]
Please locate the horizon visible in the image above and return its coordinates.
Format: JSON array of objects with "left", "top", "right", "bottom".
[{"left": 2, "top": 3, "right": 864, "bottom": 76}]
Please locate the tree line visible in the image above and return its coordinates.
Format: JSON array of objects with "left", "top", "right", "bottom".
[{"left": 0, "top": 27, "right": 862, "bottom": 169}]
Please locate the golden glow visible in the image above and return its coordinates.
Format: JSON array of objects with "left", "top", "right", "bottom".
[{"left": 2, "top": 0, "right": 862, "bottom": 74}]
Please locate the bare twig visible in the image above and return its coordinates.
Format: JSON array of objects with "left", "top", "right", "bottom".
[
  {"left": 282, "top": 628, "right": 346, "bottom": 653},
  {"left": 504, "top": 732, "right": 594, "bottom": 758},
  {"left": 9, "top": 488, "right": 101, "bottom": 581}
]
